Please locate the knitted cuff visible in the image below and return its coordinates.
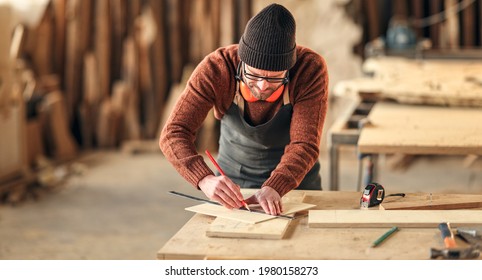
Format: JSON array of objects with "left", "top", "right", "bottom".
[
  {"left": 184, "top": 160, "right": 215, "bottom": 189},
  {"left": 263, "top": 173, "right": 296, "bottom": 197}
]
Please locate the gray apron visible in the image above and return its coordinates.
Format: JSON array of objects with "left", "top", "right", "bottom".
[{"left": 216, "top": 83, "right": 321, "bottom": 190}]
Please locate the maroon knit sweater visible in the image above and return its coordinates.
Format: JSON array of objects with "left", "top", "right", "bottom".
[{"left": 160, "top": 44, "right": 329, "bottom": 197}]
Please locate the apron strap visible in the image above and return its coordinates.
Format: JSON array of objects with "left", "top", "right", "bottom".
[
  {"left": 233, "top": 82, "right": 245, "bottom": 115},
  {"left": 282, "top": 85, "right": 290, "bottom": 105}
]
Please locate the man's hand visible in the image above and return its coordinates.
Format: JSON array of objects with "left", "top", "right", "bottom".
[
  {"left": 245, "top": 186, "right": 282, "bottom": 215},
  {"left": 198, "top": 175, "right": 245, "bottom": 209}
]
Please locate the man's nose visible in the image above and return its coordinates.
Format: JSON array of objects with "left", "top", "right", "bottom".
[{"left": 256, "top": 79, "right": 270, "bottom": 91}]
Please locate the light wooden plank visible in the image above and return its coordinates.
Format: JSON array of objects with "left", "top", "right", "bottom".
[
  {"left": 148, "top": 0, "right": 169, "bottom": 139},
  {"left": 429, "top": 0, "right": 442, "bottom": 48},
  {"left": 308, "top": 210, "right": 482, "bottom": 228},
  {"left": 207, "top": 217, "right": 290, "bottom": 239},
  {"left": 95, "top": 0, "right": 111, "bottom": 100},
  {"left": 204, "top": 188, "right": 309, "bottom": 239},
  {"left": 380, "top": 193, "right": 482, "bottom": 210},
  {"left": 186, "top": 202, "right": 315, "bottom": 224},
  {"left": 442, "top": 0, "right": 459, "bottom": 49},
  {"left": 302, "top": 191, "right": 361, "bottom": 210},
  {"left": 365, "top": 0, "right": 380, "bottom": 41},
  {"left": 52, "top": 0, "right": 66, "bottom": 76},
  {"left": 32, "top": 2, "right": 54, "bottom": 76},
  {"left": 411, "top": 0, "right": 424, "bottom": 38},
  {"left": 462, "top": 0, "right": 475, "bottom": 47},
  {"left": 337, "top": 57, "right": 482, "bottom": 108},
  {"left": 358, "top": 102, "right": 482, "bottom": 155},
  {"left": 166, "top": 0, "right": 183, "bottom": 83},
  {"left": 79, "top": 52, "right": 99, "bottom": 149},
  {"left": 42, "top": 91, "right": 78, "bottom": 161}
]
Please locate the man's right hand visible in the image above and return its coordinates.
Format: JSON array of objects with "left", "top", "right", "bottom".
[{"left": 198, "top": 175, "right": 245, "bottom": 209}]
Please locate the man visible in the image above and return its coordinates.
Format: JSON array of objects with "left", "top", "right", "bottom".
[{"left": 160, "top": 3, "right": 328, "bottom": 215}]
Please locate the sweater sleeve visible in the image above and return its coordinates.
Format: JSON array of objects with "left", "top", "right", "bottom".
[
  {"left": 263, "top": 50, "right": 329, "bottom": 197},
  {"left": 159, "top": 48, "right": 236, "bottom": 188}
]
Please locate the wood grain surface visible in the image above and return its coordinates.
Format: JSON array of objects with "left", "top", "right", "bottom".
[
  {"left": 358, "top": 102, "right": 482, "bottom": 155},
  {"left": 380, "top": 193, "right": 482, "bottom": 210},
  {"left": 186, "top": 202, "right": 315, "bottom": 224},
  {"left": 207, "top": 217, "right": 291, "bottom": 239},
  {"left": 308, "top": 209, "right": 482, "bottom": 228},
  {"left": 334, "top": 57, "right": 482, "bottom": 107}
]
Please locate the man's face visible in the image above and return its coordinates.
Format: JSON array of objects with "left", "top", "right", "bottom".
[{"left": 243, "top": 64, "right": 288, "bottom": 101}]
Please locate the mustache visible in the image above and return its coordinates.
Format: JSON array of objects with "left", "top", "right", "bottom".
[{"left": 250, "top": 84, "right": 277, "bottom": 92}]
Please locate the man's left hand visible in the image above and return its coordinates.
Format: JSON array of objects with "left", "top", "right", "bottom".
[{"left": 245, "top": 186, "right": 283, "bottom": 215}]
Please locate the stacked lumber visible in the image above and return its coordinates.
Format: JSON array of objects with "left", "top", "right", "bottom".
[
  {"left": 1, "top": 0, "right": 251, "bottom": 203},
  {"left": 13, "top": 0, "right": 249, "bottom": 153},
  {"left": 347, "top": 0, "right": 482, "bottom": 58},
  {"left": 1, "top": 5, "right": 28, "bottom": 194}
]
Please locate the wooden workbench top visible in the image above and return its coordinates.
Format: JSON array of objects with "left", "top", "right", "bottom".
[
  {"left": 157, "top": 191, "right": 482, "bottom": 260},
  {"left": 358, "top": 102, "right": 482, "bottom": 155}
]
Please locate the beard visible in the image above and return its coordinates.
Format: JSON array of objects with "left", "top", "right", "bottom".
[{"left": 246, "top": 83, "right": 280, "bottom": 101}]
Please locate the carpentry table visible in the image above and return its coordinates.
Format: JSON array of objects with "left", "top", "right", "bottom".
[
  {"left": 329, "top": 57, "right": 482, "bottom": 191},
  {"left": 157, "top": 190, "right": 482, "bottom": 260},
  {"left": 329, "top": 100, "right": 482, "bottom": 190}
]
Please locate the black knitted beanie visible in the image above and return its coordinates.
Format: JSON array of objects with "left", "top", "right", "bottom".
[{"left": 238, "top": 3, "right": 296, "bottom": 71}]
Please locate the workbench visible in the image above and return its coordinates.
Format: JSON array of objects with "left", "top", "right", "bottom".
[
  {"left": 329, "top": 57, "right": 482, "bottom": 191},
  {"left": 157, "top": 190, "right": 482, "bottom": 260}
]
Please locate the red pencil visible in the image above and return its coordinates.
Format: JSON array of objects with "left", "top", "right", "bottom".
[{"left": 205, "top": 150, "right": 251, "bottom": 212}]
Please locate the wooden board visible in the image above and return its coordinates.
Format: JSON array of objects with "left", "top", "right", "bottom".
[
  {"left": 308, "top": 210, "right": 482, "bottom": 228},
  {"left": 0, "top": 105, "right": 25, "bottom": 182},
  {"left": 42, "top": 91, "right": 78, "bottom": 161},
  {"left": 204, "top": 189, "right": 311, "bottom": 239},
  {"left": 186, "top": 202, "right": 315, "bottom": 224},
  {"left": 358, "top": 102, "right": 482, "bottom": 155},
  {"left": 302, "top": 191, "right": 361, "bottom": 210},
  {"left": 334, "top": 57, "right": 482, "bottom": 107},
  {"left": 381, "top": 193, "right": 482, "bottom": 210},
  {"left": 207, "top": 217, "right": 291, "bottom": 239},
  {"left": 206, "top": 191, "right": 357, "bottom": 239}
]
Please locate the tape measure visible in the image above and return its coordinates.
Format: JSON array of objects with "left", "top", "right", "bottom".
[
  {"left": 360, "top": 183, "right": 385, "bottom": 209},
  {"left": 360, "top": 182, "right": 405, "bottom": 209}
]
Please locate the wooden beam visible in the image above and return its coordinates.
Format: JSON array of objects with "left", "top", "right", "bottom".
[
  {"left": 95, "top": 0, "right": 111, "bottom": 99},
  {"left": 42, "top": 91, "right": 78, "bottom": 161},
  {"left": 365, "top": 0, "right": 380, "bottom": 41},
  {"left": 79, "top": 52, "right": 100, "bottom": 149},
  {"left": 411, "top": 0, "right": 424, "bottom": 38},
  {"left": 392, "top": 0, "right": 408, "bottom": 17},
  {"left": 207, "top": 217, "right": 291, "bottom": 239},
  {"left": 462, "top": 0, "right": 476, "bottom": 47},
  {"left": 121, "top": 37, "right": 141, "bottom": 140},
  {"left": 219, "top": 0, "right": 236, "bottom": 46},
  {"left": 110, "top": 0, "right": 126, "bottom": 82},
  {"left": 149, "top": 0, "right": 169, "bottom": 139},
  {"left": 166, "top": 0, "right": 183, "bottom": 83},
  {"left": 136, "top": 6, "right": 156, "bottom": 138},
  {"left": 442, "top": 0, "right": 460, "bottom": 49},
  {"left": 308, "top": 210, "right": 482, "bottom": 228},
  {"left": 52, "top": 0, "right": 66, "bottom": 78},
  {"left": 381, "top": 193, "right": 482, "bottom": 210},
  {"left": 32, "top": 2, "right": 54, "bottom": 76},
  {"left": 429, "top": 0, "right": 442, "bottom": 48},
  {"left": 186, "top": 202, "right": 315, "bottom": 224}
]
